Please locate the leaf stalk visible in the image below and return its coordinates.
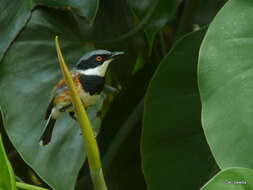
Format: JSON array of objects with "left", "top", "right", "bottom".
[
  {"left": 55, "top": 36, "right": 107, "bottom": 190},
  {"left": 16, "top": 182, "right": 48, "bottom": 190}
]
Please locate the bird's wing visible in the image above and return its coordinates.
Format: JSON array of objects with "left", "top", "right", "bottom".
[
  {"left": 45, "top": 72, "right": 81, "bottom": 118},
  {"left": 52, "top": 71, "right": 81, "bottom": 96}
]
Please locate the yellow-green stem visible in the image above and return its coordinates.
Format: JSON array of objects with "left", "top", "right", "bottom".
[
  {"left": 16, "top": 182, "right": 48, "bottom": 190},
  {"left": 55, "top": 36, "right": 107, "bottom": 190}
]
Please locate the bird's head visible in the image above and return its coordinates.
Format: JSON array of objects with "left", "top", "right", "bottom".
[{"left": 75, "top": 50, "right": 124, "bottom": 77}]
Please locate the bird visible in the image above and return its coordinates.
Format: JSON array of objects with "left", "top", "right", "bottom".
[{"left": 39, "top": 50, "right": 124, "bottom": 146}]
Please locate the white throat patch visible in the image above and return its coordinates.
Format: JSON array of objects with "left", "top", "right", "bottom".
[{"left": 77, "top": 59, "right": 112, "bottom": 76}]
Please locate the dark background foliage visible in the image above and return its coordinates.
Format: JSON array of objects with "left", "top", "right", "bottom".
[{"left": 6, "top": 0, "right": 253, "bottom": 190}]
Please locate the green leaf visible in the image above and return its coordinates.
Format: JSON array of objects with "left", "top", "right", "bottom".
[
  {"left": 0, "top": 9, "right": 104, "bottom": 190},
  {"left": 34, "top": 0, "right": 99, "bottom": 22},
  {"left": 201, "top": 167, "right": 253, "bottom": 190},
  {"left": 131, "top": 54, "right": 145, "bottom": 75},
  {"left": 0, "top": 0, "right": 33, "bottom": 62},
  {"left": 198, "top": 0, "right": 253, "bottom": 169},
  {"left": 0, "top": 0, "right": 98, "bottom": 63},
  {"left": 142, "top": 29, "right": 215, "bottom": 190},
  {"left": 127, "top": 0, "right": 179, "bottom": 52},
  {"left": 0, "top": 134, "right": 17, "bottom": 190}
]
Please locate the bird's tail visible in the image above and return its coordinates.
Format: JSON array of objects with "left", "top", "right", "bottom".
[{"left": 39, "top": 113, "right": 56, "bottom": 146}]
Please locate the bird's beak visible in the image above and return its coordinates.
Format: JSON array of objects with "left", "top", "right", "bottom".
[{"left": 110, "top": 51, "right": 124, "bottom": 59}]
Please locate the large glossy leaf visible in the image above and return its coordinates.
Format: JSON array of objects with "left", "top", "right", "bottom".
[
  {"left": 142, "top": 29, "right": 215, "bottom": 190},
  {"left": 0, "top": 9, "right": 106, "bottom": 190},
  {"left": 0, "top": 0, "right": 33, "bottom": 62},
  {"left": 0, "top": 0, "right": 98, "bottom": 63},
  {"left": 198, "top": 0, "right": 253, "bottom": 169},
  {"left": 127, "top": 0, "right": 179, "bottom": 51},
  {"left": 0, "top": 135, "right": 17, "bottom": 190},
  {"left": 201, "top": 167, "right": 253, "bottom": 190},
  {"left": 35, "top": 0, "right": 99, "bottom": 22}
]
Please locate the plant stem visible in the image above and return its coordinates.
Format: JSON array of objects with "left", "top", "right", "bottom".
[
  {"left": 55, "top": 36, "right": 107, "bottom": 190},
  {"left": 16, "top": 182, "right": 48, "bottom": 190},
  {"left": 90, "top": 169, "right": 107, "bottom": 190},
  {"left": 76, "top": 99, "right": 144, "bottom": 188}
]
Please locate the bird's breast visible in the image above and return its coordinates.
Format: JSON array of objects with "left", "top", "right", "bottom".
[
  {"left": 79, "top": 74, "right": 105, "bottom": 95},
  {"left": 52, "top": 73, "right": 104, "bottom": 109},
  {"left": 79, "top": 89, "right": 100, "bottom": 107}
]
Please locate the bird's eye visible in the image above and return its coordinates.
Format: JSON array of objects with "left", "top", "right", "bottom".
[{"left": 96, "top": 56, "right": 103, "bottom": 62}]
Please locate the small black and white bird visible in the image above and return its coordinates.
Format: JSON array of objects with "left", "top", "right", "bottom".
[{"left": 39, "top": 50, "right": 124, "bottom": 146}]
